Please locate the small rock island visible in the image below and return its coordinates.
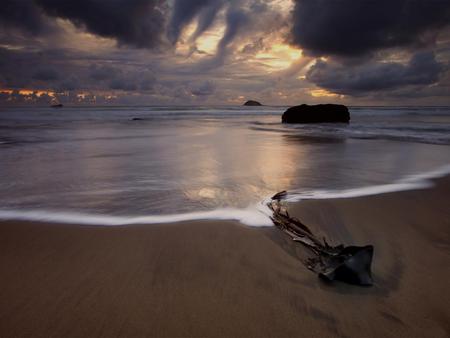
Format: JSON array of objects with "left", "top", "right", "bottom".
[
  {"left": 282, "top": 104, "right": 350, "bottom": 123},
  {"left": 243, "top": 100, "right": 263, "bottom": 106}
]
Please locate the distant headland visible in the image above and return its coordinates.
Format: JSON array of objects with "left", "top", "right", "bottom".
[{"left": 243, "top": 100, "right": 263, "bottom": 106}]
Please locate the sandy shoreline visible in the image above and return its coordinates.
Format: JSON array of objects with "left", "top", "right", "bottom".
[{"left": 1, "top": 177, "right": 449, "bottom": 337}]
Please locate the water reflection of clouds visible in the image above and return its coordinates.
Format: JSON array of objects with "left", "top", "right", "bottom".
[
  {"left": 178, "top": 125, "right": 303, "bottom": 206},
  {"left": 2, "top": 109, "right": 450, "bottom": 215}
]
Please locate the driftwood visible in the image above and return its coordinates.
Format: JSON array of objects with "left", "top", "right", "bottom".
[{"left": 269, "top": 191, "right": 374, "bottom": 286}]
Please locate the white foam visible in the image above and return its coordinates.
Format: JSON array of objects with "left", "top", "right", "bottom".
[
  {"left": 0, "top": 202, "right": 274, "bottom": 227},
  {"left": 285, "top": 164, "right": 450, "bottom": 202},
  {"left": 0, "top": 164, "right": 449, "bottom": 227}
]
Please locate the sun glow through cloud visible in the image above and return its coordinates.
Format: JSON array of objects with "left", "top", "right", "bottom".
[
  {"left": 196, "top": 27, "right": 225, "bottom": 54},
  {"left": 175, "top": 16, "right": 226, "bottom": 57},
  {"left": 1, "top": 0, "right": 448, "bottom": 106},
  {"left": 310, "top": 89, "right": 344, "bottom": 98},
  {"left": 254, "top": 44, "right": 303, "bottom": 71}
]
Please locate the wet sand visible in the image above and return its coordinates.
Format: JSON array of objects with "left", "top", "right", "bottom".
[{"left": 0, "top": 177, "right": 449, "bottom": 337}]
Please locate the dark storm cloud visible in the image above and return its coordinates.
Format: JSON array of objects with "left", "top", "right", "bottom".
[
  {"left": 0, "top": 47, "right": 38, "bottom": 88},
  {"left": 291, "top": 0, "right": 450, "bottom": 57},
  {"left": 206, "top": 4, "right": 257, "bottom": 67},
  {"left": 108, "top": 71, "right": 156, "bottom": 92},
  {"left": 109, "top": 78, "right": 138, "bottom": 91},
  {"left": 32, "top": 68, "right": 60, "bottom": 81},
  {"left": 306, "top": 51, "right": 443, "bottom": 95},
  {"left": 168, "top": 0, "right": 224, "bottom": 44},
  {"left": 174, "top": 1, "right": 262, "bottom": 70},
  {"left": 0, "top": 0, "right": 53, "bottom": 35},
  {"left": 190, "top": 3, "right": 223, "bottom": 43},
  {"left": 56, "top": 76, "right": 80, "bottom": 92},
  {"left": 0, "top": 47, "right": 85, "bottom": 90},
  {"left": 217, "top": 7, "right": 249, "bottom": 54},
  {"left": 89, "top": 64, "right": 119, "bottom": 81},
  {"left": 169, "top": 0, "right": 272, "bottom": 59},
  {"left": 0, "top": 0, "right": 167, "bottom": 49},
  {"left": 0, "top": 46, "right": 153, "bottom": 93},
  {"left": 35, "top": 0, "right": 167, "bottom": 48}
]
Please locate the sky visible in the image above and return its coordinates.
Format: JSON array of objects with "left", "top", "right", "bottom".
[{"left": 0, "top": 0, "right": 449, "bottom": 106}]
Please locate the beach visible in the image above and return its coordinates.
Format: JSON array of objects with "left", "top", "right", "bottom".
[
  {"left": 1, "top": 176, "right": 448, "bottom": 337},
  {"left": 2, "top": 0, "right": 450, "bottom": 336}
]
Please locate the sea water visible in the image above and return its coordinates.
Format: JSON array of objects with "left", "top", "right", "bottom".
[{"left": 1, "top": 106, "right": 449, "bottom": 226}]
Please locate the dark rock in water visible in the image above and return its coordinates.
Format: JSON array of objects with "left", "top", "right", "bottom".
[
  {"left": 132, "top": 117, "right": 144, "bottom": 121},
  {"left": 282, "top": 104, "right": 350, "bottom": 123},
  {"left": 51, "top": 103, "right": 63, "bottom": 108},
  {"left": 243, "top": 100, "right": 263, "bottom": 106}
]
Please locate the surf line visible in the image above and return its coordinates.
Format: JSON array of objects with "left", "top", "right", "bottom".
[
  {"left": 0, "top": 164, "right": 448, "bottom": 228},
  {"left": 282, "top": 163, "right": 450, "bottom": 202}
]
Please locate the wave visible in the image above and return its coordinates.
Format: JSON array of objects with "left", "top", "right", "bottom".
[
  {"left": 248, "top": 121, "right": 450, "bottom": 145},
  {"left": 0, "top": 164, "right": 449, "bottom": 227},
  {"left": 0, "top": 203, "right": 274, "bottom": 227},
  {"left": 284, "top": 164, "right": 450, "bottom": 202}
]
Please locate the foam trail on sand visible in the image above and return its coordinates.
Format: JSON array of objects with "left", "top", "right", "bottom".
[
  {"left": 284, "top": 164, "right": 450, "bottom": 202},
  {"left": 0, "top": 203, "right": 274, "bottom": 227},
  {"left": 0, "top": 164, "right": 449, "bottom": 227}
]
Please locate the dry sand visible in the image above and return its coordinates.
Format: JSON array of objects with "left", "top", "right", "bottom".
[{"left": 0, "top": 177, "right": 449, "bottom": 337}]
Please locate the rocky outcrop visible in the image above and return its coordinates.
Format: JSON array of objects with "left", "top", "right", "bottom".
[
  {"left": 243, "top": 100, "right": 263, "bottom": 106},
  {"left": 282, "top": 104, "right": 350, "bottom": 123}
]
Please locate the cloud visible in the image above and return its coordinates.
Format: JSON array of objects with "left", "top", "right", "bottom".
[
  {"left": 190, "top": 80, "right": 216, "bottom": 96},
  {"left": 32, "top": 68, "right": 60, "bottom": 81},
  {"left": 0, "top": 46, "right": 81, "bottom": 89},
  {"left": 0, "top": 1, "right": 53, "bottom": 35},
  {"left": 56, "top": 76, "right": 80, "bottom": 91},
  {"left": 291, "top": 0, "right": 450, "bottom": 57},
  {"left": 108, "top": 70, "right": 156, "bottom": 92},
  {"left": 201, "top": 3, "right": 266, "bottom": 68},
  {"left": 140, "top": 73, "right": 156, "bottom": 91},
  {"left": 306, "top": 51, "right": 443, "bottom": 95},
  {"left": 241, "top": 38, "right": 264, "bottom": 55},
  {"left": 109, "top": 78, "right": 137, "bottom": 91},
  {"left": 89, "top": 64, "right": 119, "bottom": 81},
  {"left": 34, "top": 0, "right": 167, "bottom": 48},
  {"left": 1, "top": 0, "right": 449, "bottom": 106},
  {"left": 168, "top": 0, "right": 225, "bottom": 44},
  {"left": 0, "top": 0, "right": 168, "bottom": 49},
  {"left": 217, "top": 6, "right": 249, "bottom": 54}
]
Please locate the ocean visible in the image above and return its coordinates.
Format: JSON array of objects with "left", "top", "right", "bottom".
[{"left": 1, "top": 105, "right": 449, "bottom": 226}]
